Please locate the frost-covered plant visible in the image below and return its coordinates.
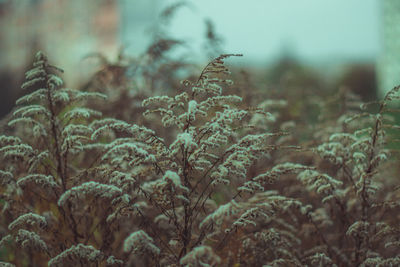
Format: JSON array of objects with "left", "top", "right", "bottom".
[
  {"left": 288, "top": 86, "right": 400, "bottom": 266},
  {"left": 87, "top": 53, "right": 317, "bottom": 266},
  {"left": 0, "top": 51, "right": 112, "bottom": 265},
  {"left": 1, "top": 50, "right": 400, "bottom": 267}
]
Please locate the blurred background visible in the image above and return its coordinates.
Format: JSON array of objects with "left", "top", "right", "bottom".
[{"left": 0, "top": 0, "right": 398, "bottom": 118}]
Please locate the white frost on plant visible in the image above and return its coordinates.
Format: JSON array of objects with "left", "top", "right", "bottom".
[
  {"left": 17, "top": 174, "right": 59, "bottom": 190},
  {"left": 15, "top": 229, "right": 47, "bottom": 252},
  {"left": 210, "top": 165, "right": 230, "bottom": 186},
  {"left": 101, "top": 142, "right": 155, "bottom": 166},
  {"left": 187, "top": 100, "right": 198, "bottom": 120},
  {"left": 170, "top": 132, "right": 198, "bottom": 155},
  {"left": 297, "top": 170, "right": 342, "bottom": 203},
  {"left": 8, "top": 213, "right": 47, "bottom": 231},
  {"left": 48, "top": 73, "right": 63, "bottom": 86},
  {"left": 91, "top": 119, "right": 154, "bottom": 141},
  {"left": 123, "top": 230, "right": 160, "bottom": 256},
  {"left": 142, "top": 95, "right": 174, "bottom": 107},
  {"left": 13, "top": 105, "right": 50, "bottom": 119},
  {"left": 162, "top": 170, "right": 188, "bottom": 192},
  {"left": 197, "top": 96, "right": 242, "bottom": 114},
  {"left": 385, "top": 241, "right": 400, "bottom": 249},
  {"left": 72, "top": 90, "right": 107, "bottom": 102},
  {"left": 0, "top": 143, "right": 34, "bottom": 159},
  {"left": 238, "top": 181, "right": 264, "bottom": 194},
  {"left": 0, "top": 234, "right": 12, "bottom": 249},
  {"left": 254, "top": 163, "right": 313, "bottom": 185},
  {"left": 308, "top": 253, "right": 334, "bottom": 266},
  {"left": 232, "top": 207, "right": 263, "bottom": 228},
  {"left": 108, "top": 171, "right": 136, "bottom": 191},
  {"left": 7, "top": 118, "right": 47, "bottom": 135},
  {"left": 142, "top": 93, "right": 190, "bottom": 128},
  {"left": 0, "top": 136, "right": 22, "bottom": 146},
  {"left": 63, "top": 107, "right": 102, "bottom": 120},
  {"left": 48, "top": 244, "right": 103, "bottom": 266},
  {"left": 258, "top": 99, "right": 288, "bottom": 109},
  {"left": 16, "top": 89, "right": 47, "bottom": 105},
  {"left": 353, "top": 152, "right": 366, "bottom": 162},
  {"left": 180, "top": 246, "right": 221, "bottom": 267},
  {"left": 199, "top": 200, "right": 240, "bottom": 229},
  {"left": 346, "top": 221, "right": 370, "bottom": 237},
  {"left": 209, "top": 133, "right": 276, "bottom": 185},
  {"left": 0, "top": 170, "right": 13, "bottom": 185},
  {"left": 58, "top": 181, "right": 122, "bottom": 207},
  {"left": 0, "top": 261, "right": 16, "bottom": 267},
  {"left": 317, "top": 142, "right": 345, "bottom": 165},
  {"left": 106, "top": 255, "right": 124, "bottom": 266},
  {"left": 52, "top": 90, "right": 70, "bottom": 102}
]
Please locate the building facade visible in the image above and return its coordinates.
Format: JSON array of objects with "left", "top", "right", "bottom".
[
  {"left": 0, "top": 0, "right": 120, "bottom": 86},
  {"left": 378, "top": 0, "right": 400, "bottom": 96}
]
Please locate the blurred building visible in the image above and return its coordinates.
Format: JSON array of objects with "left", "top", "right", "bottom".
[
  {"left": 0, "top": 0, "right": 126, "bottom": 117},
  {"left": 378, "top": 0, "right": 400, "bottom": 96},
  {"left": 0, "top": 0, "right": 120, "bottom": 86}
]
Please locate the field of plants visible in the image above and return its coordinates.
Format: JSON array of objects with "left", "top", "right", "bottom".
[{"left": 1, "top": 4, "right": 400, "bottom": 267}]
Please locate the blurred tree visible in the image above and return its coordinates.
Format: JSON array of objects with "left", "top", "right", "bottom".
[{"left": 337, "top": 64, "right": 377, "bottom": 101}]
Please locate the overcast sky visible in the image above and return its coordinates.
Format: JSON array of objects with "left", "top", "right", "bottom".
[{"left": 152, "top": 0, "right": 381, "bottom": 64}]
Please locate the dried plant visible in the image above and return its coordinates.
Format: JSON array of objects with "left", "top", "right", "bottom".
[{"left": 0, "top": 50, "right": 400, "bottom": 267}]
